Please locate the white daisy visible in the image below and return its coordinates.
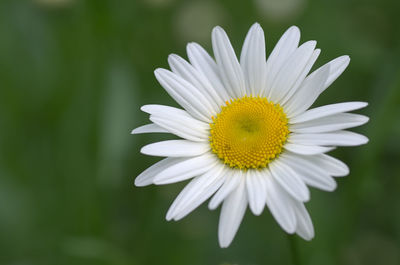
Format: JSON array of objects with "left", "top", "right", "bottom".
[{"left": 132, "top": 23, "right": 369, "bottom": 248}]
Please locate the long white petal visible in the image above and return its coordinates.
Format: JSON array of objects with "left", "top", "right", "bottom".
[
  {"left": 280, "top": 49, "right": 321, "bottom": 105},
  {"left": 166, "top": 163, "right": 226, "bottom": 221},
  {"left": 284, "top": 143, "right": 334, "bottom": 155},
  {"left": 320, "top": 55, "right": 350, "bottom": 92},
  {"left": 153, "top": 153, "right": 218, "bottom": 185},
  {"left": 209, "top": 170, "right": 242, "bottom": 210},
  {"left": 240, "top": 23, "right": 267, "bottom": 96},
  {"left": 150, "top": 117, "right": 208, "bottom": 142},
  {"left": 285, "top": 56, "right": 350, "bottom": 117},
  {"left": 280, "top": 153, "right": 337, "bottom": 191},
  {"left": 284, "top": 63, "right": 330, "bottom": 118},
  {"left": 141, "top": 104, "right": 206, "bottom": 125},
  {"left": 269, "top": 41, "right": 317, "bottom": 103},
  {"left": 168, "top": 54, "right": 223, "bottom": 111},
  {"left": 186, "top": 42, "right": 230, "bottom": 102},
  {"left": 269, "top": 159, "right": 310, "bottom": 202},
  {"left": 141, "top": 104, "right": 209, "bottom": 141},
  {"left": 306, "top": 154, "right": 350, "bottom": 177},
  {"left": 264, "top": 26, "right": 300, "bottom": 97},
  {"left": 290, "top": 113, "right": 369, "bottom": 133},
  {"left": 131, "top": 123, "right": 169, "bottom": 134},
  {"left": 290, "top": 102, "right": 368, "bottom": 124},
  {"left": 218, "top": 177, "right": 247, "bottom": 248},
  {"left": 154, "top": 68, "right": 214, "bottom": 122},
  {"left": 134, "top": 157, "right": 187, "bottom": 187},
  {"left": 141, "top": 140, "right": 210, "bottom": 157},
  {"left": 264, "top": 171, "right": 297, "bottom": 233},
  {"left": 173, "top": 178, "right": 224, "bottom": 221},
  {"left": 246, "top": 170, "right": 267, "bottom": 215},
  {"left": 212, "top": 26, "right": 246, "bottom": 98},
  {"left": 288, "top": 131, "right": 369, "bottom": 146},
  {"left": 293, "top": 201, "right": 314, "bottom": 240}
]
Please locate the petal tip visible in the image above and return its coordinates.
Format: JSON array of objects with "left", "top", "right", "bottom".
[
  {"left": 361, "top": 136, "right": 369, "bottom": 144},
  {"left": 218, "top": 234, "right": 232, "bottom": 248},
  {"left": 140, "top": 105, "right": 153, "bottom": 114},
  {"left": 288, "top": 25, "right": 300, "bottom": 34},
  {"left": 208, "top": 200, "right": 218, "bottom": 210},
  {"left": 252, "top": 207, "right": 263, "bottom": 216},
  {"left": 213, "top": 25, "right": 223, "bottom": 31},
  {"left": 140, "top": 144, "right": 154, "bottom": 156},
  {"left": 186, "top": 42, "right": 200, "bottom": 50},
  {"left": 165, "top": 212, "right": 174, "bottom": 221},
  {"left": 250, "top": 22, "right": 261, "bottom": 30},
  {"left": 344, "top": 55, "right": 350, "bottom": 61},
  {"left": 308, "top": 40, "right": 317, "bottom": 47},
  {"left": 167, "top": 53, "right": 180, "bottom": 63},
  {"left": 139, "top": 106, "right": 147, "bottom": 112},
  {"left": 134, "top": 177, "right": 147, "bottom": 187},
  {"left": 300, "top": 233, "right": 314, "bottom": 241}
]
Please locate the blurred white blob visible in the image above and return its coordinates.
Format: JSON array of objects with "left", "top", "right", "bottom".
[
  {"left": 255, "top": 0, "right": 306, "bottom": 22},
  {"left": 174, "top": 1, "right": 228, "bottom": 43}
]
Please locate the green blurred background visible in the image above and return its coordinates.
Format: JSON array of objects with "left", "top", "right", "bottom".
[{"left": 1, "top": 0, "right": 399, "bottom": 264}]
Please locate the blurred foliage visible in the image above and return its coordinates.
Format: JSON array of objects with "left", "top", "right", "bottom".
[{"left": 0, "top": 0, "right": 399, "bottom": 264}]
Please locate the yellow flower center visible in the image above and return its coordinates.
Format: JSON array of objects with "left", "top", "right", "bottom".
[{"left": 209, "top": 96, "right": 290, "bottom": 169}]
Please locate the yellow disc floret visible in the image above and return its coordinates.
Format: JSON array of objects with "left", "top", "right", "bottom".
[{"left": 210, "top": 96, "right": 290, "bottom": 169}]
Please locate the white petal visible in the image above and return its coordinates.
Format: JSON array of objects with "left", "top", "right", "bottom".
[
  {"left": 141, "top": 140, "right": 210, "bottom": 157},
  {"left": 280, "top": 49, "right": 321, "bottom": 105},
  {"left": 285, "top": 56, "right": 351, "bottom": 116},
  {"left": 173, "top": 179, "right": 224, "bottom": 221},
  {"left": 264, "top": 26, "right": 300, "bottom": 97},
  {"left": 290, "top": 113, "right": 369, "bottom": 133},
  {"left": 209, "top": 169, "right": 242, "bottom": 210},
  {"left": 153, "top": 153, "right": 218, "bottom": 185},
  {"left": 168, "top": 54, "right": 223, "bottom": 111},
  {"left": 289, "top": 131, "right": 369, "bottom": 146},
  {"left": 284, "top": 143, "right": 334, "bottom": 155},
  {"left": 212, "top": 26, "right": 246, "bottom": 98},
  {"left": 264, "top": 171, "right": 297, "bottom": 233},
  {"left": 186, "top": 42, "right": 230, "bottom": 102},
  {"left": 246, "top": 170, "right": 267, "bottom": 215},
  {"left": 320, "top": 55, "right": 350, "bottom": 92},
  {"left": 154, "top": 69, "right": 214, "bottom": 122},
  {"left": 293, "top": 201, "right": 314, "bottom": 240},
  {"left": 131, "top": 123, "right": 169, "bottom": 134},
  {"left": 134, "top": 157, "right": 186, "bottom": 187},
  {"left": 269, "top": 159, "right": 310, "bottom": 202},
  {"left": 141, "top": 104, "right": 205, "bottom": 125},
  {"left": 306, "top": 154, "right": 349, "bottom": 177},
  {"left": 269, "top": 41, "right": 317, "bottom": 103},
  {"left": 142, "top": 104, "right": 209, "bottom": 141},
  {"left": 290, "top": 102, "right": 368, "bottom": 124},
  {"left": 166, "top": 163, "right": 226, "bottom": 221},
  {"left": 284, "top": 62, "right": 330, "bottom": 118},
  {"left": 150, "top": 117, "right": 207, "bottom": 142},
  {"left": 218, "top": 177, "right": 247, "bottom": 248},
  {"left": 280, "top": 153, "right": 337, "bottom": 191},
  {"left": 240, "top": 23, "right": 267, "bottom": 96}
]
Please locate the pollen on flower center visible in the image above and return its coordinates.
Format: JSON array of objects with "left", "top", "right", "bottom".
[{"left": 209, "top": 96, "right": 290, "bottom": 169}]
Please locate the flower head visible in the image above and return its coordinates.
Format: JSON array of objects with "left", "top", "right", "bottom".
[{"left": 132, "top": 23, "right": 369, "bottom": 248}]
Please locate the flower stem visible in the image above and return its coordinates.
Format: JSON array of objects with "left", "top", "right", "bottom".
[{"left": 287, "top": 234, "right": 301, "bottom": 265}]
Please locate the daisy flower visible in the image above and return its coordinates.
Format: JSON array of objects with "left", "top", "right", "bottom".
[{"left": 132, "top": 23, "right": 369, "bottom": 248}]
